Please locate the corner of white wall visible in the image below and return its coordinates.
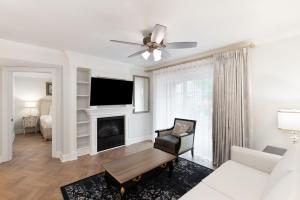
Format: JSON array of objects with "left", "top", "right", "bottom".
[
  {"left": 250, "top": 34, "right": 300, "bottom": 150},
  {"left": 59, "top": 151, "right": 78, "bottom": 162}
]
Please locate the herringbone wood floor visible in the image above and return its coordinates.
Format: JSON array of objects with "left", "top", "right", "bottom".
[
  {"left": 0, "top": 134, "right": 153, "bottom": 200},
  {"left": 0, "top": 133, "right": 213, "bottom": 200}
]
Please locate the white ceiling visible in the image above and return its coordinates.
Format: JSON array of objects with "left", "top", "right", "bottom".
[{"left": 0, "top": 0, "right": 300, "bottom": 67}]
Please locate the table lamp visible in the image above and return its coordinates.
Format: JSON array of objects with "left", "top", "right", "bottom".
[
  {"left": 24, "top": 101, "right": 37, "bottom": 116},
  {"left": 278, "top": 109, "right": 300, "bottom": 144}
]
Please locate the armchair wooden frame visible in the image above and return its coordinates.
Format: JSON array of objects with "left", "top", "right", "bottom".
[{"left": 155, "top": 118, "right": 197, "bottom": 157}]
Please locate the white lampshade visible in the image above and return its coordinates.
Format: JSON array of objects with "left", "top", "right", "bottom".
[
  {"left": 24, "top": 101, "right": 37, "bottom": 108},
  {"left": 278, "top": 109, "right": 300, "bottom": 131},
  {"left": 153, "top": 49, "right": 162, "bottom": 62},
  {"left": 141, "top": 51, "right": 150, "bottom": 60}
]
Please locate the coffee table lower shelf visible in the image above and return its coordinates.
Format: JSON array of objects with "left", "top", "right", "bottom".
[{"left": 104, "top": 160, "right": 174, "bottom": 200}]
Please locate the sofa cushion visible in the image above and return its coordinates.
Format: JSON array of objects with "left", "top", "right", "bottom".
[
  {"left": 263, "top": 171, "right": 300, "bottom": 200},
  {"left": 179, "top": 183, "right": 231, "bottom": 200},
  {"left": 202, "top": 160, "right": 269, "bottom": 200},
  {"left": 263, "top": 143, "right": 299, "bottom": 198}
]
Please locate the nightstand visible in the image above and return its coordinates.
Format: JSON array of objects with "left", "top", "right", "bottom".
[
  {"left": 22, "top": 116, "right": 38, "bottom": 135},
  {"left": 263, "top": 146, "right": 287, "bottom": 156}
]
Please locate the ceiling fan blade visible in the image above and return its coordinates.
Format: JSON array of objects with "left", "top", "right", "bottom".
[
  {"left": 110, "top": 40, "right": 144, "bottom": 47},
  {"left": 128, "top": 49, "right": 148, "bottom": 58},
  {"left": 151, "top": 24, "right": 167, "bottom": 44},
  {"left": 166, "top": 42, "right": 197, "bottom": 49}
]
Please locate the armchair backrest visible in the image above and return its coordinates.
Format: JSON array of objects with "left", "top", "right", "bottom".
[{"left": 173, "top": 118, "right": 196, "bottom": 134}]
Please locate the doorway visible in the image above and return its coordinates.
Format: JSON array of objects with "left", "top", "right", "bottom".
[
  {"left": 1, "top": 66, "right": 62, "bottom": 163},
  {"left": 13, "top": 72, "right": 53, "bottom": 160}
]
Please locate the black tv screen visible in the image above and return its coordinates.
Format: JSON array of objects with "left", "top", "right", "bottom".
[{"left": 90, "top": 77, "right": 133, "bottom": 106}]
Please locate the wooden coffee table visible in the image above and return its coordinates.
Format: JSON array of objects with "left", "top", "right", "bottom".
[{"left": 103, "top": 148, "right": 176, "bottom": 199}]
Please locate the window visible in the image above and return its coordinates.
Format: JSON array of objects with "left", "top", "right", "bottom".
[{"left": 153, "top": 60, "right": 213, "bottom": 161}]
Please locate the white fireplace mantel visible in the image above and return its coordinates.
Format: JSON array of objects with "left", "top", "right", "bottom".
[{"left": 86, "top": 105, "right": 134, "bottom": 155}]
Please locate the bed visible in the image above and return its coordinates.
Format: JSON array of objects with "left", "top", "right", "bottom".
[{"left": 40, "top": 98, "right": 52, "bottom": 140}]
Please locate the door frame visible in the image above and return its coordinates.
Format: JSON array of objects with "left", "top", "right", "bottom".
[{"left": 1, "top": 66, "right": 62, "bottom": 162}]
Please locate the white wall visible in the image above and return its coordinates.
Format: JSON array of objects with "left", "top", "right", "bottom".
[
  {"left": 13, "top": 74, "right": 51, "bottom": 134},
  {"left": 250, "top": 35, "right": 300, "bottom": 150},
  {"left": 66, "top": 51, "right": 153, "bottom": 144},
  {"left": 0, "top": 39, "right": 65, "bottom": 162},
  {"left": 0, "top": 39, "right": 151, "bottom": 163},
  {"left": 0, "top": 39, "right": 64, "bottom": 66},
  {"left": 0, "top": 67, "right": 2, "bottom": 158}
]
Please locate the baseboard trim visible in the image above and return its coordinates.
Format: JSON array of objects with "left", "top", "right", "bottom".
[
  {"left": 77, "top": 147, "right": 90, "bottom": 157},
  {"left": 127, "top": 134, "right": 152, "bottom": 145},
  {"left": 15, "top": 129, "right": 24, "bottom": 134},
  {"left": 60, "top": 151, "right": 78, "bottom": 162},
  {"left": 53, "top": 151, "right": 61, "bottom": 158},
  {"left": 0, "top": 154, "right": 11, "bottom": 163},
  {"left": 62, "top": 135, "right": 152, "bottom": 159}
]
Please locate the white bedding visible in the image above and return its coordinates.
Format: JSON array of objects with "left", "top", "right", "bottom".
[{"left": 40, "top": 115, "right": 52, "bottom": 128}]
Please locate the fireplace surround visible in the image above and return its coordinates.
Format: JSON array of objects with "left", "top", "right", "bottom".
[{"left": 86, "top": 106, "right": 133, "bottom": 155}]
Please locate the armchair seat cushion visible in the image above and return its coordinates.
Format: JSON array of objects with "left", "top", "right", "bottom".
[{"left": 154, "top": 135, "right": 179, "bottom": 155}]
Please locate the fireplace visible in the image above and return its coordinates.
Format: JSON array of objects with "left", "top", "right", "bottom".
[{"left": 97, "top": 116, "right": 125, "bottom": 152}]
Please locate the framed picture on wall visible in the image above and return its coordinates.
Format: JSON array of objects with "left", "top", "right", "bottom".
[{"left": 46, "top": 82, "right": 52, "bottom": 96}]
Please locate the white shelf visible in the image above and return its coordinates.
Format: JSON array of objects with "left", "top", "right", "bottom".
[
  {"left": 77, "top": 143, "right": 89, "bottom": 149},
  {"left": 77, "top": 108, "right": 88, "bottom": 111},
  {"left": 77, "top": 146, "right": 90, "bottom": 156},
  {"left": 77, "top": 94, "right": 89, "bottom": 97},
  {"left": 77, "top": 133, "right": 90, "bottom": 138},
  {"left": 77, "top": 121, "right": 89, "bottom": 125},
  {"left": 77, "top": 81, "right": 89, "bottom": 84}
]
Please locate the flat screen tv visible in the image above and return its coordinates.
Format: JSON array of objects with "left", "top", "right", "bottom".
[{"left": 90, "top": 77, "right": 133, "bottom": 106}]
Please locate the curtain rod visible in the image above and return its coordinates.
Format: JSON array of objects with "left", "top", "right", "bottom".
[{"left": 145, "top": 41, "right": 255, "bottom": 72}]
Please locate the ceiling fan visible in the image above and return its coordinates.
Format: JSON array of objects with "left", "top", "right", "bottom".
[{"left": 110, "top": 24, "right": 197, "bottom": 62}]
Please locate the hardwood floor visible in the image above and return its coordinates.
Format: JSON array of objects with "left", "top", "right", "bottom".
[
  {"left": 0, "top": 133, "right": 214, "bottom": 200},
  {"left": 0, "top": 134, "right": 153, "bottom": 200}
]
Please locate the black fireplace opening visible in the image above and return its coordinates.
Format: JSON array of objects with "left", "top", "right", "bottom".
[{"left": 97, "top": 116, "right": 125, "bottom": 152}]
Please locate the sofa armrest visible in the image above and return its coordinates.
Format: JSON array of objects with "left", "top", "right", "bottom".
[{"left": 231, "top": 146, "right": 282, "bottom": 174}]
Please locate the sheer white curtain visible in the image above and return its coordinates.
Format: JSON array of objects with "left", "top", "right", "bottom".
[{"left": 153, "top": 59, "right": 213, "bottom": 161}]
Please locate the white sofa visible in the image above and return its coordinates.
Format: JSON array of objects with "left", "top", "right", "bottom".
[{"left": 180, "top": 144, "right": 300, "bottom": 200}]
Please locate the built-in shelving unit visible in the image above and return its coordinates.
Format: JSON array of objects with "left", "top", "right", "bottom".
[{"left": 76, "top": 68, "right": 91, "bottom": 154}]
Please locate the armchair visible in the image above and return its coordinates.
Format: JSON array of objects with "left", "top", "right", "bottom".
[{"left": 154, "top": 118, "right": 196, "bottom": 157}]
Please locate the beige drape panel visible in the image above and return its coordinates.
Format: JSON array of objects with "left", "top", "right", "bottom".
[{"left": 212, "top": 48, "right": 250, "bottom": 167}]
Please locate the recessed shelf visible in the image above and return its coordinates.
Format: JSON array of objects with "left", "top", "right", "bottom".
[
  {"left": 77, "top": 143, "right": 89, "bottom": 149},
  {"left": 77, "top": 108, "right": 88, "bottom": 111},
  {"left": 77, "top": 133, "right": 90, "bottom": 138},
  {"left": 77, "top": 81, "right": 89, "bottom": 84},
  {"left": 77, "top": 121, "right": 89, "bottom": 125},
  {"left": 77, "top": 95, "right": 90, "bottom": 97}
]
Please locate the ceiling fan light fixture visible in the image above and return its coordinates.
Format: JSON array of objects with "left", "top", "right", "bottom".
[
  {"left": 141, "top": 51, "right": 150, "bottom": 60},
  {"left": 110, "top": 24, "right": 198, "bottom": 62},
  {"left": 153, "top": 49, "right": 162, "bottom": 62}
]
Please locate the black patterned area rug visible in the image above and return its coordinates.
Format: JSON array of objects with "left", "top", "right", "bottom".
[{"left": 61, "top": 157, "right": 213, "bottom": 200}]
